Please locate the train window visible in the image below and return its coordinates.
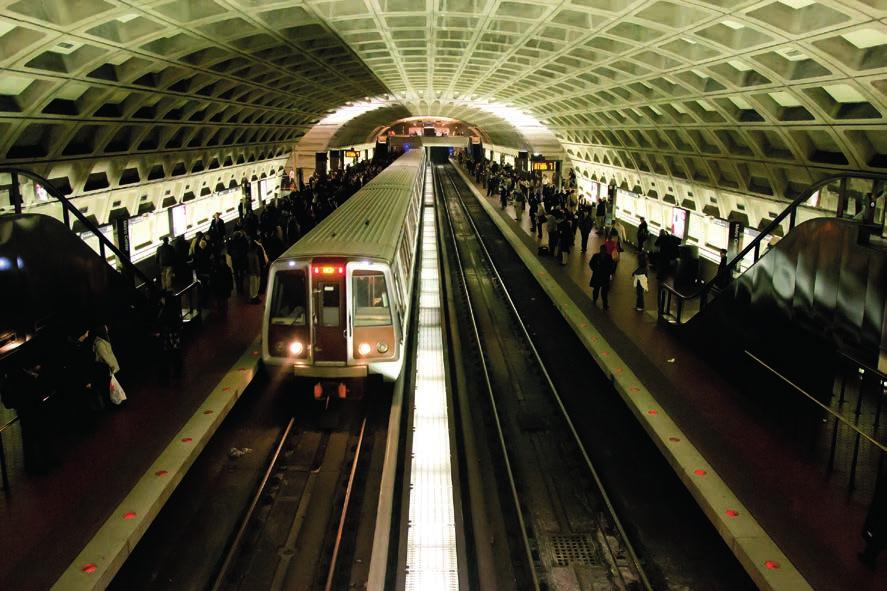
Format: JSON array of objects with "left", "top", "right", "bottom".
[
  {"left": 270, "top": 270, "right": 307, "bottom": 326},
  {"left": 320, "top": 283, "right": 340, "bottom": 327},
  {"left": 353, "top": 271, "right": 392, "bottom": 326}
]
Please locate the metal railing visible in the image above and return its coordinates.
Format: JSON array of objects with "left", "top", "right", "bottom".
[
  {"left": 0, "top": 167, "right": 156, "bottom": 291},
  {"left": 658, "top": 172, "right": 887, "bottom": 324},
  {"left": 746, "top": 350, "right": 886, "bottom": 497}
]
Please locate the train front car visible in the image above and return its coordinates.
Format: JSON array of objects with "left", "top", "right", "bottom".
[{"left": 262, "top": 150, "right": 425, "bottom": 399}]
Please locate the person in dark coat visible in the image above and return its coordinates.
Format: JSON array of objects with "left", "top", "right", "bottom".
[
  {"left": 714, "top": 249, "right": 730, "bottom": 289},
  {"left": 227, "top": 228, "right": 248, "bottom": 294},
  {"left": 578, "top": 208, "right": 593, "bottom": 253},
  {"left": 595, "top": 198, "right": 607, "bottom": 234},
  {"left": 157, "top": 236, "right": 177, "bottom": 290},
  {"left": 209, "top": 212, "right": 226, "bottom": 245},
  {"left": 246, "top": 239, "right": 267, "bottom": 304},
  {"left": 557, "top": 216, "right": 573, "bottom": 265},
  {"left": 589, "top": 245, "right": 615, "bottom": 310},
  {"left": 637, "top": 217, "right": 649, "bottom": 252},
  {"left": 156, "top": 291, "right": 183, "bottom": 380},
  {"left": 210, "top": 254, "right": 234, "bottom": 316}
]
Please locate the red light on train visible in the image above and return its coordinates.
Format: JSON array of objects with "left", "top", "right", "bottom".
[{"left": 313, "top": 265, "right": 345, "bottom": 275}]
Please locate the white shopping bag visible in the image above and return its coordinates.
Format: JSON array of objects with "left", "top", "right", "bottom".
[{"left": 110, "top": 373, "right": 127, "bottom": 405}]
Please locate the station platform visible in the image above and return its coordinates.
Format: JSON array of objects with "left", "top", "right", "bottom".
[
  {"left": 454, "top": 164, "right": 887, "bottom": 591},
  {"left": 0, "top": 297, "right": 262, "bottom": 590}
]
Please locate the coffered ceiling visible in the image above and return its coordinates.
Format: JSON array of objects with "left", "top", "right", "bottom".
[{"left": 0, "top": 0, "right": 884, "bottom": 199}]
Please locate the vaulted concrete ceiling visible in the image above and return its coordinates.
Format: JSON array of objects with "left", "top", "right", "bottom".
[{"left": 0, "top": 0, "right": 884, "bottom": 199}]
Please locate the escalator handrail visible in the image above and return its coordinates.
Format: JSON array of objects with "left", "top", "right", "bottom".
[
  {"left": 0, "top": 167, "right": 155, "bottom": 290},
  {"left": 663, "top": 171, "right": 887, "bottom": 308}
]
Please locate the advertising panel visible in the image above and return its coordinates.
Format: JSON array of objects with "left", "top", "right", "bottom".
[
  {"left": 171, "top": 204, "right": 187, "bottom": 236},
  {"left": 671, "top": 207, "right": 689, "bottom": 240}
]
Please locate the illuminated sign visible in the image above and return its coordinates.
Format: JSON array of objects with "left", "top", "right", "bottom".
[
  {"left": 344, "top": 150, "right": 359, "bottom": 158},
  {"left": 313, "top": 265, "right": 345, "bottom": 275},
  {"left": 171, "top": 204, "right": 187, "bottom": 236},
  {"left": 532, "top": 162, "right": 554, "bottom": 171}
]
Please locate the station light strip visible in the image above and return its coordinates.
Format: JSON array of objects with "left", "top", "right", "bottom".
[{"left": 404, "top": 166, "right": 459, "bottom": 590}]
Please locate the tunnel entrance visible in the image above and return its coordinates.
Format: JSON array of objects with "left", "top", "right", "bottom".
[{"left": 429, "top": 146, "right": 452, "bottom": 164}]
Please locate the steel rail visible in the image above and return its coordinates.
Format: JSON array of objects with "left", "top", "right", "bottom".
[
  {"left": 324, "top": 416, "right": 369, "bottom": 591},
  {"left": 442, "top": 164, "right": 653, "bottom": 590},
  {"left": 435, "top": 165, "right": 541, "bottom": 591},
  {"left": 210, "top": 416, "right": 295, "bottom": 591}
]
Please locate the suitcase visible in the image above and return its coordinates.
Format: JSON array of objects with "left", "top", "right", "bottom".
[{"left": 537, "top": 245, "right": 550, "bottom": 256}]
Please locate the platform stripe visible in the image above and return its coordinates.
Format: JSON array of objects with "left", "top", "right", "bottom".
[{"left": 52, "top": 338, "right": 261, "bottom": 591}]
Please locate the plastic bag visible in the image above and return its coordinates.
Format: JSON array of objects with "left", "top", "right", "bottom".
[{"left": 110, "top": 373, "right": 127, "bottom": 405}]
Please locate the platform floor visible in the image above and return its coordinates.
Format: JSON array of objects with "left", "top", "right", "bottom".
[
  {"left": 460, "top": 167, "right": 887, "bottom": 590},
  {"left": 0, "top": 297, "right": 262, "bottom": 590}
]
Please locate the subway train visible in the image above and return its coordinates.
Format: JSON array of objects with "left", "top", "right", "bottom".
[{"left": 262, "top": 149, "right": 426, "bottom": 398}]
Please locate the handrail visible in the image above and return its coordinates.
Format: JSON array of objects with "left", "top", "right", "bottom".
[
  {"left": 0, "top": 166, "right": 156, "bottom": 291},
  {"left": 659, "top": 172, "right": 887, "bottom": 323},
  {"left": 746, "top": 350, "right": 887, "bottom": 453}
]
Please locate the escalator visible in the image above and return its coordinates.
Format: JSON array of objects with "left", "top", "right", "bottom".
[
  {"left": 688, "top": 217, "right": 886, "bottom": 388},
  {"left": 0, "top": 214, "right": 146, "bottom": 368}
]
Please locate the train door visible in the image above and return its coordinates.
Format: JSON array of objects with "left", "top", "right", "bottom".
[{"left": 311, "top": 260, "right": 347, "bottom": 363}]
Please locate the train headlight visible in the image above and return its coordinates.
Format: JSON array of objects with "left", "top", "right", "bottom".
[
  {"left": 376, "top": 342, "right": 389, "bottom": 354},
  {"left": 358, "top": 342, "right": 372, "bottom": 356},
  {"left": 289, "top": 341, "right": 304, "bottom": 356}
]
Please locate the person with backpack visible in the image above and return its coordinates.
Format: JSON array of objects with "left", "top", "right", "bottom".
[{"left": 589, "top": 245, "right": 615, "bottom": 310}]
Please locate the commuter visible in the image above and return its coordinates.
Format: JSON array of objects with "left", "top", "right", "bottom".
[
  {"left": 535, "top": 206, "right": 546, "bottom": 239},
  {"left": 578, "top": 208, "right": 593, "bottom": 253},
  {"left": 157, "top": 236, "right": 176, "bottom": 290},
  {"left": 595, "top": 198, "right": 607, "bottom": 234},
  {"left": 612, "top": 218, "right": 627, "bottom": 251},
  {"left": 528, "top": 192, "right": 540, "bottom": 233},
  {"left": 546, "top": 209, "right": 560, "bottom": 255},
  {"left": 499, "top": 183, "right": 509, "bottom": 210},
  {"left": 246, "top": 238, "right": 268, "bottom": 304},
  {"left": 1, "top": 360, "right": 56, "bottom": 473},
  {"left": 589, "top": 245, "right": 615, "bottom": 310},
  {"left": 567, "top": 190, "right": 578, "bottom": 214},
  {"left": 637, "top": 217, "right": 649, "bottom": 252},
  {"left": 228, "top": 228, "right": 248, "bottom": 294},
  {"left": 156, "top": 291, "right": 183, "bottom": 380},
  {"left": 209, "top": 212, "right": 226, "bottom": 245},
  {"left": 513, "top": 189, "right": 526, "bottom": 224},
  {"left": 92, "top": 325, "right": 123, "bottom": 407},
  {"left": 714, "top": 249, "right": 730, "bottom": 289},
  {"left": 632, "top": 253, "right": 649, "bottom": 311},
  {"left": 193, "top": 238, "right": 212, "bottom": 307},
  {"left": 188, "top": 231, "right": 205, "bottom": 259},
  {"left": 557, "top": 215, "right": 573, "bottom": 265},
  {"left": 210, "top": 254, "right": 234, "bottom": 316}
]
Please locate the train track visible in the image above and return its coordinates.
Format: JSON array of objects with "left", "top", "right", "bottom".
[
  {"left": 211, "top": 397, "right": 374, "bottom": 591},
  {"left": 436, "top": 164, "right": 651, "bottom": 591}
]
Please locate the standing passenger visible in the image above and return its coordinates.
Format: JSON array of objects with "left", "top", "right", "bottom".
[
  {"left": 589, "top": 245, "right": 615, "bottom": 310},
  {"left": 156, "top": 236, "right": 176, "bottom": 291},
  {"left": 246, "top": 239, "right": 267, "bottom": 304},
  {"left": 632, "top": 253, "right": 649, "bottom": 311}
]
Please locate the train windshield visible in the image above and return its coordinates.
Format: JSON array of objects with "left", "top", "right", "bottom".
[
  {"left": 270, "top": 269, "right": 307, "bottom": 326},
  {"left": 353, "top": 271, "right": 391, "bottom": 326}
]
